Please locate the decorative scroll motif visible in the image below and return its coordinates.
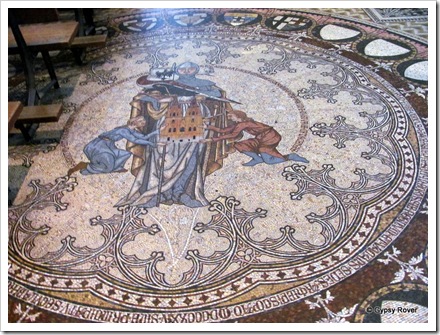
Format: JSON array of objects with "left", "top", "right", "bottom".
[
  {"left": 309, "top": 111, "right": 396, "bottom": 174},
  {"left": 255, "top": 45, "right": 386, "bottom": 106},
  {"left": 419, "top": 194, "right": 428, "bottom": 215},
  {"left": 134, "top": 43, "right": 179, "bottom": 68},
  {"left": 62, "top": 101, "right": 78, "bottom": 114},
  {"left": 9, "top": 192, "right": 358, "bottom": 289},
  {"left": 302, "top": 107, "right": 397, "bottom": 188},
  {"left": 194, "top": 39, "right": 243, "bottom": 64},
  {"left": 256, "top": 43, "right": 324, "bottom": 75},
  {"left": 297, "top": 63, "right": 383, "bottom": 105},
  {"left": 9, "top": 179, "right": 161, "bottom": 275},
  {"left": 9, "top": 140, "right": 58, "bottom": 167},
  {"left": 13, "top": 303, "right": 41, "bottom": 323},
  {"left": 329, "top": 43, "right": 355, "bottom": 55},
  {"left": 377, "top": 246, "right": 428, "bottom": 284},
  {"left": 367, "top": 60, "right": 394, "bottom": 73},
  {"left": 399, "top": 83, "right": 428, "bottom": 100},
  {"left": 305, "top": 291, "right": 358, "bottom": 323},
  {"left": 9, "top": 177, "right": 78, "bottom": 257},
  {"left": 80, "top": 56, "right": 119, "bottom": 86},
  {"left": 196, "top": 196, "right": 345, "bottom": 260}
]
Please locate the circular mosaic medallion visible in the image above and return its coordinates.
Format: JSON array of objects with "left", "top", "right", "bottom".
[
  {"left": 312, "top": 24, "right": 363, "bottom": 42},
  {"left": 117, "top": 15, "right": 164, "bottom": 33},
  {"left": 8, "top": 9, "right": 428, "bottom": 323},
  {"left": 396, "top": 59, "right": 428, "bottom": 85},
  {"left": 217, "top": 11, "right": 262, "bottom": 27},
  {"left": 168, "top": 11, "right": 212, "bottom": 28},
  {"left": 265, "top": 15, "right": 313, "bottom": 31},
  {"left": 356, "top": 38, "right": 414, "bottom": 60}
]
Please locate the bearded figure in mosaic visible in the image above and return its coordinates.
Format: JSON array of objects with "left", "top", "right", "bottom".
[{"left": 116, "top": 62, "right": 236, "bottom": 208}]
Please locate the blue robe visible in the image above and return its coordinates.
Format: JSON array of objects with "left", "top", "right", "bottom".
[{"left": 81, "top": 127, "right": 157, "bottom": 175}]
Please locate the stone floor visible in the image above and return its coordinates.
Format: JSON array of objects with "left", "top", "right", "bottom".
[{"left": 6, "top": 7, "right": 432, "bottom": 331}]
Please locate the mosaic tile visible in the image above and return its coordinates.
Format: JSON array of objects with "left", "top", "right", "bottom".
[{"left": 7, "top": 7, "right": 430, "bottom": 328}]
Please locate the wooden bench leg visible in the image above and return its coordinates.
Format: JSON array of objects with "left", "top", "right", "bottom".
[
  {"left": 72, "top": 48, "right": 86, "bottom": 65},
  {"left": 41, "top": 50, "right": 60, "bottom": 89},
  {"left": 27, "top": 87, "right": 40, "bottom": 107},
  {"left": 21, "top": 51, "right": 40, "bottom": 106},
  {"left": 15, "top": 123, "right": 34, "bottom": 141}
]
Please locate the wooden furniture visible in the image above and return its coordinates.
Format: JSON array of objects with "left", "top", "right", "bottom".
[
  {"left": 17, "top": 104, "right": 63, "bottom": 124},
  {"left": 8, "top": 9, "right": 106, "bottom": 140},
  {"left": 8, "top": 101, "right": 23, "bottom": 132},
  {"left": 8, "top": 17, "right": 79, "bottom": 107},
  {"left": 9, "top": 102, "right": 63, "bottom": 138},
  {"left": 71, "top": 34, "right": 107, "bottom": 64},
  {"left": 8, "top": 21, "right": 79, "bottom": 52},
  {"left": 71, "top": 34, "right": 107, "bottom": 49},
  {"left": 12, "top": 104, "right": 63, "bottom": 141}
]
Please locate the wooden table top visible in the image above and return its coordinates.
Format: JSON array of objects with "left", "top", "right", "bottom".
[
  {"left": 8, "top": 21, "right": 79, "bottom": 52},
  {"left": 8, "top": 101, "right": 23, "bottom": 131}
]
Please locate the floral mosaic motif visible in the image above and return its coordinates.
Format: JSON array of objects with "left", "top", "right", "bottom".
[
  {"left": 287, "top": 31, "right": 308, "bottom": 41},
  {"left": 329, "top": 42, "right": 354, "bottom": 54},
  {"left": 377, "top": 246, "right": 428, "bottom": 284},
  {"left": 308, "top": 111, "right": 396, "bottom": 184},
  {"left": 257, "top": 44, "right": 301, "bottom": 75},
  {"left": 8, "top": 193, "right": 362, "bottom": 290},
  {"left": 419, "top": 193, "right": 428, "bottom": 215},
  {"left": 9, "top": 140, "right": 58, "bottom": 167},
  {"left": 309, "top": 110, "right": 395, "bottom": 163},
  {"left": 62, "top": 101, "right": 78, "bottom": 114},
  {"left": 399, "top": 83, "right": 428, "bottom": 100},
  {"left": 367, "top": 60, "right": 394, "bottom": 73},
  {"left": 256, "top": 43, "right": 336, "bottom": 76},
  {"left": 13, "top": 303, "right": 41, "bottom": 323},
  {"left": 194, "top": 39, "right": 242, "bottom": 65},
  {"left": 7, "top": 8, "right": 429, "bottom": 323},
  {"left": 8, "top": 177, "right": 78, "bottom": 259},
  {"left": 244, "top": 43, "right": 389, "bottom": 105},
  {"left": 80, "top": 56, "right": 119, "bottom": 86},
  {"left": 9, "top": 186, "right": 161, "bottom": 270},
  {"left": 134, "top": 43, "right": 179, "bottom": 68},
  {"left": 305, "top": 291, "right": 358, "bottom": 323},
  {"left": 283, "top": 164, "right": 356, "bottom": 246},
  {"left": 297, "top": 62, "right": 383, "bottom": 105}
]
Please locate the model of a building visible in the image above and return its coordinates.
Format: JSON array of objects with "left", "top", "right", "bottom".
[{"left": 160, "top": 98, "right": 205, "bottom": 143}]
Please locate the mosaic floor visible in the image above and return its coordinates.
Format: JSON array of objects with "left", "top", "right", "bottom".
[{"left": 6, "top": 7, "right": 431, "bottom": 329}]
